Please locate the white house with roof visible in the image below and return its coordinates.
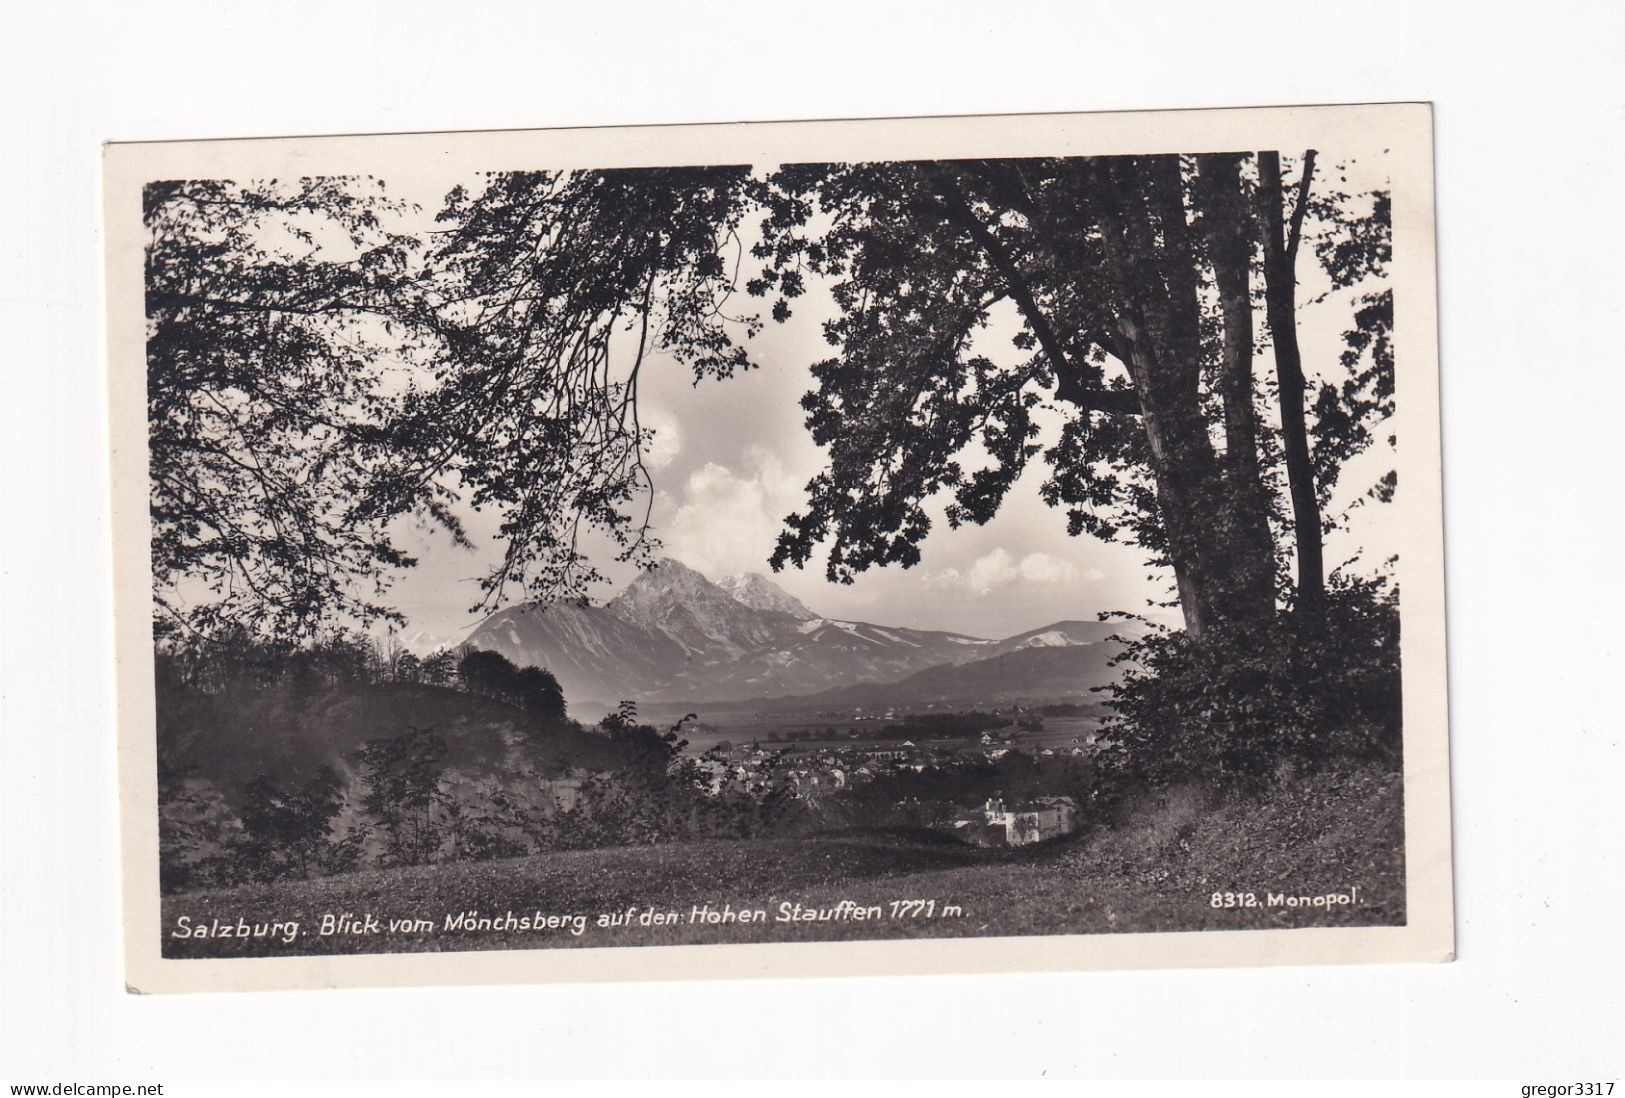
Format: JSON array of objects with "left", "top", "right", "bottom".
[{"left": 944, "top": 796, "right": 1081, "bottom": 846}]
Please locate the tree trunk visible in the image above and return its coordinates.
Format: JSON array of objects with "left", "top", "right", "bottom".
[
  {"left": 1193, "top": 153, "right": 1276, "bottom": 622},
  {"left": 1092, "top": 156, "right": 1277, "bottom": 642},
  {"left": 1258, "top": 150, "right": 1326, "bottom": 615}
]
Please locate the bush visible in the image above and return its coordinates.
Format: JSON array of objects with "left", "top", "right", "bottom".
[
  {"left": 237, "top": 766, "right": 350, "bottom": 880},
  {"left": 356, "top": 726, "right": 449, "bottom": 865},
  {"left": 158, "top": 765, "right": 247, "bottom": 893},
  {"left": 1099, "top": 575, "right": 1401, "bottom": 785}
]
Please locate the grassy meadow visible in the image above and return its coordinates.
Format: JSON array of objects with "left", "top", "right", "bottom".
[{"left": 161, "top": 763, "right": 1404, "bottom": 958}]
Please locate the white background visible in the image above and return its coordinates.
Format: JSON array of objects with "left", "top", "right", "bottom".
[{"left": 2, "top": 0, "right": 1621, "bottom": 1081}]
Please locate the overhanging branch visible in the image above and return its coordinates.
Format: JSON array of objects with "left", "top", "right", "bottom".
[{"left": 922, "top": 169, "right": 1140, "bottom": 419}]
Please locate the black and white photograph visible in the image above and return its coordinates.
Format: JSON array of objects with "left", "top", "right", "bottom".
[
  {"left": 16, "top": 0, "right": 1625, "bottom": 1083},
  {"left": 104, "top": 105, "right": 1452, "bottom": 992}
]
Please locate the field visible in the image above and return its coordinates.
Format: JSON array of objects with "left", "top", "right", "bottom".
[{"left": 161, "top": 763, "right": 1404, "bottom": 959}]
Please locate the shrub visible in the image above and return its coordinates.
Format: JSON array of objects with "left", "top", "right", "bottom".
[
  {"left": 1099, "top": 575, "right": 1401, "bottom": 786},
  {"left": 237, "top": 767, "right": 349, "bottom": 880},
  {"left": 157, "top": 765, "right": 247, "bottom": 893},
  {"left": 355, "top": 726, "right": 449, "bottom": 865}
]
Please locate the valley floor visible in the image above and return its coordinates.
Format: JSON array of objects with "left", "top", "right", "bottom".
[{"left": 160, "top": 764, "right": 1405, "bottom": 959}]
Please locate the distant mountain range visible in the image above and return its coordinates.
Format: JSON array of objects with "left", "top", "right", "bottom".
[{"left": 461, "top": 558, "right": 1134, "bottom": 712}]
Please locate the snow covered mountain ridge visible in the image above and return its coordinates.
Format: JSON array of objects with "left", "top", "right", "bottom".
[
  {"left": 717, "top": 571, "right": 816, "bottom": 620},
  {"left": 463, "top": 558, "right": 1119, "bottom": 710}
]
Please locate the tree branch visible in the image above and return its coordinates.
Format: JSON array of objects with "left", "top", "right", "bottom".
[
  {"left": 1286, "top": 149, "right": 1318, "bottom": 262},
  {"left": 923, "top": 169, "right": 1140, "bottom": 418}
]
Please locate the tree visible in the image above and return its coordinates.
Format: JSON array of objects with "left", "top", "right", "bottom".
[
  {"left": 454, "top": 648, "right": 567, "bottom": 723},
  {"left": 149, "top": 156, "right": 1392, "bottom": 651},
  {"left": 1304, "top": 174, "right": 1395, "bottom": 526},
  {"left": 596, "top": 701, "right": 689, "bottom": 768},
  {"left": 424, "top": 155, "right": 1390, "bottom": 643},
  {"left": 457, "top": 647, "right": 516, "bottom": 700},
  {"left": 419, "top": 647, "right": 458, "bottom": 687},
  {"left": 384, "top": 167, "right": 758, "bottom": 610},
  {"left": 237, "top": 766, "right": 347, "bottom": 879},
  {"left": 1258, "top": 150, "right": 1326, "bottom": 614},
  {"left": 355, "top": 726, "right": 448, "bottom": 865},
  {"left": 395, "top": 650, "right": 423, "bottom": 684},
  {"left": 513, "top": 665, "right": 567, "bottom": 725},
  {"left": 144, "top": 178, "right": 451, "bottom": 640},
  {"left": 157, "top": 764, "right": 245, "bottom": 892},
  {"left": 598, "top": 700, "right": 642, "bottom": 736},
  {"left": 750, "top": 156, "right": 1287, "bottom": 637}
]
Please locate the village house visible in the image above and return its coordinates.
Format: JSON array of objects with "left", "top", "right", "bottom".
[{"left": 940, "top": 796, "right": 1081, "bottom": 847}]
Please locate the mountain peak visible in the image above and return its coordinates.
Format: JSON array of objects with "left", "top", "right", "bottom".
[
  {"left": 461, "top": 561, "right": 1123, "bottom": 710},
  {"left": 605, "top": 559, "right": 793, "bottom": 657},
  {"left": 621, "top": 557, "right": 711, "bottom": 592},
  {"left": 608, "top": 559, "right": 728, "bottom": 621},
  {"left": 718, "top": 571, "right": 816, "bottom": 621}
]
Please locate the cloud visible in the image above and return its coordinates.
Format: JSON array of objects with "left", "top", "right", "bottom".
[
  {"left": 639, "top": 404, "right": 682, "bottom": 472},
  {"left": 927, "top": 549, "right": 1085, "bottom": 595},
  {"left": 658, "top": 445, "right": 805, "bottom": 578},
  {"left": 962, "top": 549, "right": 1020, "bottom": 593}
]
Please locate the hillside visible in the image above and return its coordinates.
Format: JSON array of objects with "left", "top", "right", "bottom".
[
  {"left": 816, "top": 640, "right": 1126, "bottom": 708},
  {"left": 639, "top": 621, "right": 1138, "bottom": 719},
  {"left": 156, "top": 681, "right": 634, "bottom": 806},
  {"left": 985, "top": 619, "right": 1132, "bottom": 656},
  {"left": 465, "top": 600, "right": 692, "bottom": 709},
  {"left": 159, "top": 763, "right": 1405, "bottom": 959}
]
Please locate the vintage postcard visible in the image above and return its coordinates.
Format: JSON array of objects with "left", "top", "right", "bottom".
[{"left": 105, "top": 103, "right": 1453, "bottom": 993}]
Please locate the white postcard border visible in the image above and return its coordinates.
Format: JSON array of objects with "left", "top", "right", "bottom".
[{"left": 105, "top": 102, "right": 1453, "bottom": 994}]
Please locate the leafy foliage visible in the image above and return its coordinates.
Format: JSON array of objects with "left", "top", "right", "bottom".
[
  {"left": 1305, "top": 181, "right": 1396, "bottom": 515},
  {"left": 1098, "top": 577, "right": 1402, "bottom": 785},
  {"left": 157, "top": 764, "right": 246, "bottom": 893},
  {"left": 145, "top": 155, "right": 1394, "bottom": 642},
  {"left": 144, "top": 179, "right": 438, "bottom": 639},
  {"left": 237, "top": 766, "right": 352, "bottom": 880},
  {"left": 751, "top": 159, "right": 1163, "bottom": 581},
  {"left": 355, "top": 726, "right": 450, "bottom": 866},
  {"left": 381, "top": 167, "right": 759, "bottom": 608},
  {"left": 455, "top": 648, "right": 566, "bottom": 725}
]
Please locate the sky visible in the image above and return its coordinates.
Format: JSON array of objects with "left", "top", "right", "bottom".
[
  {"left": 383, "top": 263, "right": 1173, "bottom": 644},
  {"left": 367, "top": 155, "right": 1396, "bottom": 646}
]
